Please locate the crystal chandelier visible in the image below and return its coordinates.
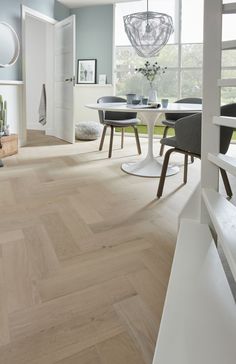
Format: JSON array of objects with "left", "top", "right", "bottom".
[{"left": 123, "top": 0, "right": 174, "bottom": 58}]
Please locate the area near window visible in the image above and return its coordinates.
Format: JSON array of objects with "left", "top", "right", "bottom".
[{"left": 114, "top": 0, "right": 236, "bottom": 105}]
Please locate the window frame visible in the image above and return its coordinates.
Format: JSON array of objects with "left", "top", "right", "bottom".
[{"left": 114, "top": 0, "right": 236, "bottom": 102}]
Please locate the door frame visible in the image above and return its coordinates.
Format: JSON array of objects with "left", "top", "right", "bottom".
[
  {"left": 21, "top": 5, "right": 57, "bottom": 146},
  {"left": 54, "top": 14, "right": 76, "bottom": 144}
]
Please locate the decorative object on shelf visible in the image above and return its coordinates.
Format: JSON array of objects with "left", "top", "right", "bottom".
[
  {"left": 75, "top": 121, "right": 102, "bottom": 141},
  {"left": 0, "top": 22, "right": 20, "bottom": 68},
  {"left": 98, "top": 74, "right": 107, "bottom": 85},
  {"left": 0, "top": 95, "right": 9, "bottom": 136},
  {"left": 77, "top": 59, "right": 97, "bottom": 84},
  {"left": 135, "top": 61, "right": 167, "bottom": 102},
  {"left": 123, "top": 0, "right": 174, "bottom": 58}
]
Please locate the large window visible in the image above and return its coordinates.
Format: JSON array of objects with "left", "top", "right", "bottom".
[{"left": 114, "top": 0, "right": 236, "bottom": 104}]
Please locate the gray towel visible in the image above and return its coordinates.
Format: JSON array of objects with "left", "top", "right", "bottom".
[{"left": 39, "top": 84, "right": 47, "bottom": 125}]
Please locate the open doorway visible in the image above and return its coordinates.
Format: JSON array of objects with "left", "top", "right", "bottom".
[
  {"left": 22, "top": 7, "right": 56, "bottom": 146},
  {"left": 22, "top": 6, "right": 76, "bottom": 147}
]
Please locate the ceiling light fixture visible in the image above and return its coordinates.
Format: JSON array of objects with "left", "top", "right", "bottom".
[{"left": 123, "top": 0, "right": 174, "bottom": 58}]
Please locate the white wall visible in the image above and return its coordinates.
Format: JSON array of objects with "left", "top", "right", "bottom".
[
  {"left": 25, "top": 15, "right": 46, "bottom": 131},
  {"left": 74, "top": 84, "right": 114, "bottom": 123}
]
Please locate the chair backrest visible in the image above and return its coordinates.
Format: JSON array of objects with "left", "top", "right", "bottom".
[
  {"left": 175, "top": 103, "right": 236, "bottom": 155},
  {"left": 165, "top": 97, "right": 202, "bottom": 121},
  {"left": 97, "top": 96, "right": 137, "bottom": 122}
]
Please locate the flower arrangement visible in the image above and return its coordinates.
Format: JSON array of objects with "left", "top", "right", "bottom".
[{"left": 135, "top": 61, "right": 167, "bottom": 88}]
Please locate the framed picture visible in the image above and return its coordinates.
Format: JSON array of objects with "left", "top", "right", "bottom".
[
  {"left": 77, "top": 59, "right": 97, "bottom": 84},
  {"left": 98, "top": 74, "right": 107, "bottom": 85}
]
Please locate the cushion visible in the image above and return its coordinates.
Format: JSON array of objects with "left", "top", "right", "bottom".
[
  {"left": 162, "top": 119, "right": 176, "bottom": 127},
  {"left": 160, "top": 136, "right": 177, "bottom": 148},
  {"left": 104, "top": 118, "right": 139, "bottom": 127},
  {"left": 75, "top": 121, "right": 102, "bottom": 141}
]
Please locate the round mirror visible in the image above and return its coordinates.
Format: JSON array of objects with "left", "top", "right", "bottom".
[{"left": 0, "top": 22, "right": 20, "bottom": 68}]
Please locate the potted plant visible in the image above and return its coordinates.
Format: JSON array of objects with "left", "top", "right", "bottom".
[
  {"left": 135, "top": 61, "right": 167, "bottom": 102},
  {"left": 0, "top": 95, "right": 8, "bottom": 136}
]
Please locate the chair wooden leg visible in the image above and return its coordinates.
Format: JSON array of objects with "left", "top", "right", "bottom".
[
  {"left": 157, "top": 148, "right": 175, "bottom": 198},
  {"left": 220, "top": 168, "right": 233, "bottom": 198},
  {"left": 99, "top": 125, "right": 107, "bottom": 151},
  {"left": 121, "top": 128, "right": 124, "bottom": 149},
  {"left": 108, "top": 126, "right": 114, "bottom": 158},
  {"left": 184, "top": 153, "right": 188, "bottom": 184},
  {"left": 159, "top": 126, "right": 170, "bottom": 156},
  {"left": 133, "top": 126, "right": 142, "bottom": 155}
]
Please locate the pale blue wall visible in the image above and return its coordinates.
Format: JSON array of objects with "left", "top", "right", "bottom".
[
  {"left": 54, "top": 1, "right": 70, "bottom": 20},
  {"left": 0, "top": 1, "right": 114, "bottom": 83},
  {"left": 0, "top": 0, "right": 69, "bottom": 80},
  {"left": 71, "top": 5, "right": 113, "bottom": 84}
]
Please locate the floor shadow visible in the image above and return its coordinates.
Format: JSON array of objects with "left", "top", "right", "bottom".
[{"left": 24, "top": 130, "right": 69, "bottom": 147}]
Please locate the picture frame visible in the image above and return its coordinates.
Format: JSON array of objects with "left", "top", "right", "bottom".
[
  {"left": 77, "top": 59, "right": 97, "bottom": 84},
  {"left": 98, "top": 74, "right": 107, "bottom": 85}
]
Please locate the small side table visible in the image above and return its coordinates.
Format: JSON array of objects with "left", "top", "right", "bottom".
[{"left": 0, "top": 134, "right": 18, "bottom": 167}]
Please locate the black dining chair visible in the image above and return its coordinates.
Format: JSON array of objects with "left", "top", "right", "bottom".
[
  {"left": 159, "top": 97, "right": 202, "bottom": 156},
  {"left": 157, "top": 103, "right": 236, "bottom": 198},
  {"left": 97, "top": 96, "right": 141, "bottom": 158}
]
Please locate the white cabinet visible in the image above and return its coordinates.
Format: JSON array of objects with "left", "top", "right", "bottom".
[{"left": 74, "top": 84, "right": 114, "bottom": 123}]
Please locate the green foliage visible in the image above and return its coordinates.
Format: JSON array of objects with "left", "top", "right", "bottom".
[
  {"left": 135, "top": 61, "right": 167, "bottom": 86},
  {"left": 115, "top": 125, "right": 175, "bottom": 136},
  {"left": 0, "top": 95, "right": 7, "bottom": 133},
  {"left": 115, "top": 125, "right": 236, "bottom": 141},
  {"left": 115, "top": 44, "right": 236, "bottom": 104}
]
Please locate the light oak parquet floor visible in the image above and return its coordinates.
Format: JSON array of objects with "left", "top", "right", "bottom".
[{"left": 0, "top": 130, "right": 204, "bottom": 363}]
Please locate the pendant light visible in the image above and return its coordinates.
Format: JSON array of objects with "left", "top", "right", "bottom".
[{"left": 123, "top": 0, "right": 174, "bottom": 58}]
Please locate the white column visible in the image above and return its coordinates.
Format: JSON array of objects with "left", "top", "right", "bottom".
[{"left": 201, "top": 0, "right": 222, "bottom": 223}]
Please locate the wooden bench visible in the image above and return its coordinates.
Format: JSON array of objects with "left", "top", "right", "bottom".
[{"left": 152, "top": 219, "right": 236, "bottom": 364}]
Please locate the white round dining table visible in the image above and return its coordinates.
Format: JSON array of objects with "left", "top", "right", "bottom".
[{"left": 86, "top": 102, "right": 202, "bottom": 177}]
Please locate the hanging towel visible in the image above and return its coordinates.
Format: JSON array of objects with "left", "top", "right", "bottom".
[{"left": 39, "top": 84, "right": 47, "bottom": 125}]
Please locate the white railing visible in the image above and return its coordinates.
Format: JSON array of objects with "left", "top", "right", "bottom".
[{"left": 152, "top": 1, "right": 236, "bottom": 363}]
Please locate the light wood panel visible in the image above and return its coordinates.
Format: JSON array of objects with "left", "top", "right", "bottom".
[
  {"left": 0, "top": 130, "right": 202, "bottom": 363},
  {"left": 97, "top": 332, "right": 145, "bottom": 364}
]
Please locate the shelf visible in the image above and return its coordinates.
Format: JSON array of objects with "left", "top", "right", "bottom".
[
  {"left": 208, "top": 153, "right": 236, "bottom": 177},
  {"left": 222, "top": 3, "right": 236, "bottom": 14},
  {"left": 74, "top": 84, "right": 113, "bottom": 88},
  {"left": 213, "top": 115, "right": 236, "bottom": 128},
  {"left": 217, "top": 78, "right": 236, "bottom": 87},
  {"left": 222, "top": 40, "right": 236, "bottom": 50},
  {"left": 152, "top": 219, "right": 236, "bottom": 364},
  {"left": 0, "top": 80, "right": 24, "bottom": 85},
  {"left": 202, "top": 188, "right": 236, "bottom": 282}
]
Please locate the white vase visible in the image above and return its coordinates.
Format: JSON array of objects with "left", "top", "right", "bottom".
[{"left": 148, "top": 87, "right": 157, "bottom": 102}]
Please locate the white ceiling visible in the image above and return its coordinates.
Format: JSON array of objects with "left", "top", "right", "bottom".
[{"left": 58, "top": 0, "right": 139, "bottom": 9}]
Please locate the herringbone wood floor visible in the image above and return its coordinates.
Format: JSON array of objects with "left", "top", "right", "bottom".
[{"left": 0, "top": 130, "right": 202, "bottom": 364}]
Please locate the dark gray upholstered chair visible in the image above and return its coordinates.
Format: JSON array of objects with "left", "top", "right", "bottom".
[
  {"left": 97, "top": 96, "right": 141, "bottom": 158},
  {"left": 159, "top": 97, "right": 202, "bottom": 156},
  {"left": 157, "top": 103, "right": 236, "bottom": 198}
]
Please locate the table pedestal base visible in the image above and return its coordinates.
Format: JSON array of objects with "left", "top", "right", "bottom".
[{"left": 121, "top": 158, "right": 179, "bottom": 178}]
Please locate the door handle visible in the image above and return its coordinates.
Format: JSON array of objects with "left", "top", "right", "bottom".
[{"left": 65, "top": 78, "right": 73, "bottom": 82}]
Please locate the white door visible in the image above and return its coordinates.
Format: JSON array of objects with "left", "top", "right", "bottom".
[{"left": 54, "top": 15, "right": 76, "bottom": 143}]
